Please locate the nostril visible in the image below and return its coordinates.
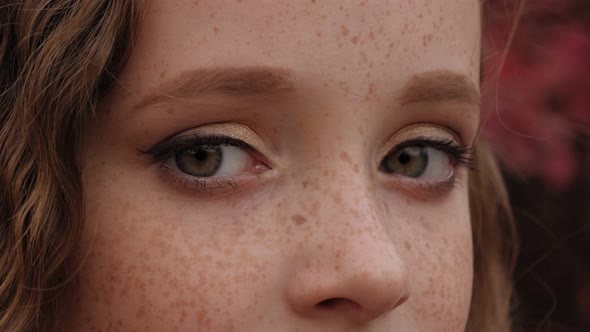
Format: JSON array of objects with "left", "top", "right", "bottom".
[
  {"left": 317, "top": 298, "right": 361, "bottom": 310},
  {"left": 318, "top": 298, "right": 339, "bottom": 308}
]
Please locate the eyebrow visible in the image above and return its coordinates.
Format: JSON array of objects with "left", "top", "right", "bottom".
[
  {"left": 134, "top": 67, "right": 478, "bottom": 111},
  {"left": 134, "top": 67, "right": 296, "bottom": 110},
  {"left": 398, "top": 70, "right": 480, "bottom": 106}
]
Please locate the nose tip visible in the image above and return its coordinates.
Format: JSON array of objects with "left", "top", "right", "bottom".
[
  {"left": 287, "top": 265, "right": 410, "bottom": 323},
  {"left": 284, "top": 164, "right": 411, "bottom": 324}
]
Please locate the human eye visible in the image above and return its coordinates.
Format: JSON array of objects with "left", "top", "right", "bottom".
[
  {"left": 379, "top": 137, "right": 474, "bottom": 190},
  {"left": 143, "top": 125, "right": 270, "bottom": 194}
]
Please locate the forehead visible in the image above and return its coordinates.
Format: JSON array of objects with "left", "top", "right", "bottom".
[{"left": 120, "top": 0, "right": 481, "bottom": 94}]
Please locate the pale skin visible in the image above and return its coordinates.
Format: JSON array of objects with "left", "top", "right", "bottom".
[{"left": 61, "top": 1, "right": 481, "bottom": 331}]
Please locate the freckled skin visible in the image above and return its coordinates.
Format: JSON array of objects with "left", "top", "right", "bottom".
[{"left": 60, "top": 0, "right": 480, "bottom": 331}]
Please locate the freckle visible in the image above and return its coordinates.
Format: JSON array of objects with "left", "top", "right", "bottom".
[
  {"left": 159, "top": 71, "right": 167, "bottom": 78},
  {"left": 196, "top": 309, "right": 208, "bottom": 326},
  {"left": 315, "top": 31, "right": 321, "bottom": 37},
  {"left": 213, "top": 26, "right": 220, "bottom": 33},
  {"left": 255, "top": 228, "right": 266, "bottom": 238},
  {"left": 311, "top": 0, "right": 316, "bottom": 3},
  {"left": 359, "top": 51, "right": 368, "bottom": 63},
  {"left": 339, "top": 152, "right": 352, "bottom": 164},
  {"left": 136, "top": 305, "right": 145, "bottom": 318},
  {"left": 367, "top": 82, "right": 375, "bottom": 97},
  {"left": 369, "top": 31, "right": 375, "bottom": 40},
  {"left": 353, "top": 164, "right": 359, "bottom": 173},
  {"left": 351, "top": 36, "right": 359, "bottom": 44},
  {"left": 404, "top": 241, "right": 412, "bottom": 250},
  {"left": 340, "top": 25, "right": 349, "bottom": 36},
  {"left": 301, "top": 180, "right": 309, "bottom": 188},
  {"left": 291, "top": 214, "right": 307, "bottom": 225}
]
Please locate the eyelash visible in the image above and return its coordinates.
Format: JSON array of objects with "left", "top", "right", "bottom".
[
  {"left": 144, "top": 134, "right": 256, "bottom": 161},
  {"left": 142, "top": 135, "right": 476, "bottom": 194},
  {"left": 392, "top": 137, "right": 476, "bottom": 169}
]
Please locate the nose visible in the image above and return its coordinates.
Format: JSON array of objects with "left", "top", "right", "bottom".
[{"left": 285, "top": 185, "right": 410, "bottom": 324}]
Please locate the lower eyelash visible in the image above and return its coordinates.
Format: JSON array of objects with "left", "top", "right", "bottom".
[
  {"left": 156, "top": 164, "right": 241, "bottom": 194},
  {"left": 390, "top": 168, "right": 469, "bottom": 200}
]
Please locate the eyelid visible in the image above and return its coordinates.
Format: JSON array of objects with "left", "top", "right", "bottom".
[
  {"left": 143, "top": 122, "right": 275, "bottom": 167},
  {"left": 378, "top": 124, "right": 462, "bottom": 163}
]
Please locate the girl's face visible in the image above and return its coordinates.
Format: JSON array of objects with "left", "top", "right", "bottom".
[{"left": 63, "top": 1, "right": 481, "bottom": 330}]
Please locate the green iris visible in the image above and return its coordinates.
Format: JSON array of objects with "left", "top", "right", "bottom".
[
  {"left": 175, "top": 145, "right": 222, "bottom": 177},
  {"left": 381, "top": 146, "right": 428, "bottom": 177}
]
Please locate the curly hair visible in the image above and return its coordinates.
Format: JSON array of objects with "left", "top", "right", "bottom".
[{"left": 0, "top": 1, "right": 141, "bottom": 330}]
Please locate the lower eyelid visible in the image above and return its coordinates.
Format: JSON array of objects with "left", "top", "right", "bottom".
[
  {"left": 155, "top": 164, "right": 266, "bottom": 195},
  {"left": 378, "top": 171, "right": 461, "bottom": 199}
]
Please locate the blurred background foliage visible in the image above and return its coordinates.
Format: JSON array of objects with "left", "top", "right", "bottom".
[{"left": 482, "top": 0, "right": 590, "bottom": 331}]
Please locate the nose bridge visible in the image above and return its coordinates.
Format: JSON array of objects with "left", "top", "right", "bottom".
[
  {"left": 300, "top": 153, "right": 388, "bottom": 243},
  {"left": 285, "top": 163, "right": 410, "bottom": 323},
  {"left": 302, "top": 174, "right": 401, "bottom": 275},
  {"left": 294, "top": 151, "right": 395, "bottom": 262}
]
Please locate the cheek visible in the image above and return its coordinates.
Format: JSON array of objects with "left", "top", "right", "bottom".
[
  {"left": 62, "top": 165, "right": 282, "bottom": 331},
  {"left": 394, "top": 197, "right": 473, "bottom": 330}
]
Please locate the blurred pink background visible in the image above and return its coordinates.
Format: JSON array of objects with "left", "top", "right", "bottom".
[{"left": 482, "top": 1, "right": 590, "bottom": 331}]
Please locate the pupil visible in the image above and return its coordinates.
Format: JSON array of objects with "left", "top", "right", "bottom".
[
  {"left": 175, "top": 145, "right": 223, "bottom": 177},
  {"left": 398, "top": 152, "right": 410, "bottom": 164},
  {"left": 194, "top": 148, "right": 208, "bottom": 161},
  {"left": 380, "top": 146, "right": 428, "bottom": 178}
]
